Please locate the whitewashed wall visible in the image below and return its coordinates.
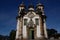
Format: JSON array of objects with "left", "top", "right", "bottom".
[
  {"left": 23, "top": 12, "right": 42, "bottom": 38},
  {"left": 16, "top": 19, "right": 20, "bottom": 38},
  {"left": 23, "top": 17, "right": 30, "bottom": 38},
  {"left": 44, "top": 19, "right": 48, "bottom": 38}
]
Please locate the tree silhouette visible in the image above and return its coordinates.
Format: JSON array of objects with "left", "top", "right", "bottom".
[
  {"left": 47, "top": 29, "right": 57, "bottom": 38},
  {"left": 9, "top": 30, "right": 16, "bottom": 40},
  {"left": 9, "top": 29, "right": 58, "bottom": 39}
]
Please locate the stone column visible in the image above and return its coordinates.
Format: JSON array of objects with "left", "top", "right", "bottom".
[
  {"left": 16, "top": 17, "right": 23, "bottom": 40},
  {"left": 44, "top": 19, "right": 48, "bottom": 38},
  {"left": 16, "top": 17, "right": 20, "bottom": 40},
  {"left": 23, "top": 26, "right": 27, "bottom": 40},
  {"left": 19, "top": 17, "right": 23, "bottom": 40},
  {"left": 34, "top": 24, "right": 37, "bottom": 40},
  {"left": 23, "top": 19, "right": 27, "bottom": 40},
  {"left": 39, "top": 15, "right": 45, "bottom": 40}
]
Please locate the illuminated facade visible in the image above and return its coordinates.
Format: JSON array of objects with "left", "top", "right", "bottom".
[{"left": 16, "top": 1, "right": 48, "bottom": 40}]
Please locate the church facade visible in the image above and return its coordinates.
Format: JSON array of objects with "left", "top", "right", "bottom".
[{"left": 16, "top": 1, "right": 48, "bottom": 40}]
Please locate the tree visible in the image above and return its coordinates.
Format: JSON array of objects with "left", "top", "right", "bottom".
[
  {"left": 0, "top": 35, "right": 9, "bottom": 40},
  {"left": 9, "top": 30, "right": 16, "bottom": 40},
  {"left": 9, "top": 29, "right": 58, "bottom": 39},
  {"left": 47, "top": 29, "right": 57, "bottom": 38}
]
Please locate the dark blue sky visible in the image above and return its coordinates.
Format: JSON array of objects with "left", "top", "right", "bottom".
[{"left": 0, "top": 0, "right": 60, "bottom": 36}]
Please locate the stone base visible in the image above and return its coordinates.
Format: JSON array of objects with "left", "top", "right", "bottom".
[
  {"left": 15, "top": 38, "right": 19, "bottom": 40},
  {"left": 16, "top": 38, "right": 48, "bottom": 40},
  {"left": 23, "top": 38, "right": 27, "bottom": 40},
  {"left": 32, "top": 37, "right": 47, "bottom": 40},
  {"left": 40, "top": 38, "right": 48, "bottom": 40},
  {"left": 15, "top": 38, "right": 23, "bottom": 40},
  {"left": 35, "top": 38, "right": 40, "bottom": 40}
]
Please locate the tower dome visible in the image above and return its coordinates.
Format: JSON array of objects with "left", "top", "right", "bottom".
[
  {"left": 18, "top": 2, "right": 26, "bottom": 17},
  {"left": 19, "top": 2, "right": 26, "bottom": 10},
  {"left": 36, "top": 3, "right": 44, "bottom": 9},
  {"left": 19, "top": 2, "right": 25, "bottom": 7},
  {"left": 36, "top": 3, "right": 44, "bottom": 15},
  {"left": 28, "top": 4, "right": 34, "bottom": 8},
  {"left": 28, "top": 4, "right": 34, "bottom": 11}
]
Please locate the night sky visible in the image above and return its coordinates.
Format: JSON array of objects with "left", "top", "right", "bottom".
[{"left": 0, "top": 0, "right": 60, "bottom": 36}]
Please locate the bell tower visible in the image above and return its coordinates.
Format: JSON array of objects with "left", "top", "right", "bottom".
[
  {"left": 36, "top": 2, "right": 48, "bottom": 40},
  {"left": 15, "top": 0, "right": 48, "bottom": 40},
  {"left": 16, "top": 2, "right": 26, "bottom": 40}
]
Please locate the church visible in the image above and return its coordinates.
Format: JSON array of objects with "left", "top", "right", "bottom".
[{"left": 15, "top": 0, "right": 48, "bottom": 40}]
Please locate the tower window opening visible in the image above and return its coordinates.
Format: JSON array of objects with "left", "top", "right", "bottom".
[
  {"left": 35, "top": 18, "right": 39, "bottom": 25},
  {"left": 24, "top": 19, "right": 27, "bottom": 25}
]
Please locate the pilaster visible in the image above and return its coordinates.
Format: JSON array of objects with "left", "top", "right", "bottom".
[
  {"left": 16, "top": 16, "right": 23, "bottom": 40},
  {"left": 34, "top": 24, "right": 37, "bottom": 40},
  {"left": 23, "top": 38, "right": 28, "bottom": 40},
  {"left": 39, "top": 15, "right": 45, "bottom": 39},
  {"left": 44, "top": 18, "right": 48, "bottom": 38}
]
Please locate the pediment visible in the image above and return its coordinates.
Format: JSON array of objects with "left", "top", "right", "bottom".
[{"left": 24, "top": 11, "right": 39, "bottom": 18}]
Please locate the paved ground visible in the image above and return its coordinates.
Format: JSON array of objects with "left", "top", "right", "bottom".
[{"left": 48, "top": 39, "right": 60, "bottom": 40}]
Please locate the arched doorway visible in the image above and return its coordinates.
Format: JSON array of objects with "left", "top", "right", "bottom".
[
  {"left": 28, "top": 28, "right": 34, "bottom": 40},
  {"left": 27, "top": 19, "right": 36, "bottom": 40}
]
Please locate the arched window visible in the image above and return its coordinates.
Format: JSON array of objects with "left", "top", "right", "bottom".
[
  {"left": 24, "top": 19, "right": 27, "bottom": 25},
  {"left": 35, "top": 18, "right": 39, "bottom": 25}
]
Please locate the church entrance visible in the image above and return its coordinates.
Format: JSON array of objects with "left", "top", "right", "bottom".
[{"left": 28, "top": 28, "right": 34, "bottom": 40}]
